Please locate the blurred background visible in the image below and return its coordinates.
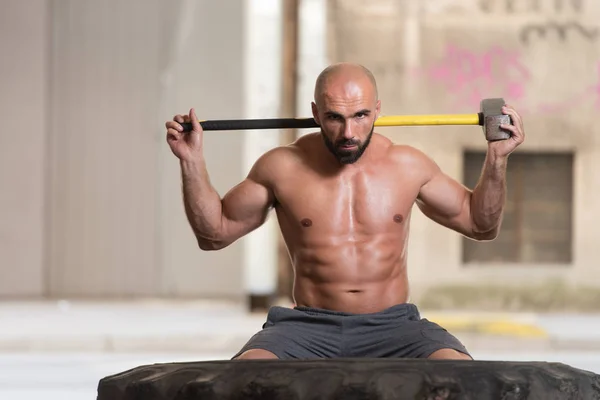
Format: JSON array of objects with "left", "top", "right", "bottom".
[{"left": 2, "top": 0, "right": 600, "bottom": 398}]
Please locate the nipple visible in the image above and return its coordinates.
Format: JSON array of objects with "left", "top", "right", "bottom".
[{"left": 301, "top": 218, "right": 313, "bottom": 227}]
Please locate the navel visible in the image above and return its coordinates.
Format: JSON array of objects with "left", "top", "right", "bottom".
[
  {"left": 301, "top": 218, "right": 313, "bottom": 227},
  {"left": 393, "top": 214, "right": 404, "bottom": 224}
]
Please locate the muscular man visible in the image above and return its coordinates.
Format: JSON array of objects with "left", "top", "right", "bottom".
[{"left": 165, "top": 63, "right": 525, "bottom": 361}]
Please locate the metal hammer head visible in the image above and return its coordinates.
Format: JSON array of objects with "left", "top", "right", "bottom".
[{"left": 480, "top": 98, "right": 512, "bottom": 141}]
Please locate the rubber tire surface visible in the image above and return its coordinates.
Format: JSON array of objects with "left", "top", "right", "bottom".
[{"left": 97, "top": 358, "right": 600, "bottom": 400}]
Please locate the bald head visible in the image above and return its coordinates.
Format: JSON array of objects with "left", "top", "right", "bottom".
[
  {"left": 313, "top": 63, "right": 378, "bottom": 107},
  {"left": 311, "top": 63, "right": 381, "bottom": 165}
]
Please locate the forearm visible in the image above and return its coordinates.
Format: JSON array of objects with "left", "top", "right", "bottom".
[
  {"left": 180, "top": 159, "right": 224, "bottom": 245},
  {"left": 469, "top": 153, "right": 507, "bottom": 237}
]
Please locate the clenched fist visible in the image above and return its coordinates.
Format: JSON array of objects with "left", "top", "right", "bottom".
[
  {"left": 165, "top": 108, "right": 203, "bottom": 161},
  {"left": 488, "top": 104, "right": 525, "bottom": 159}
]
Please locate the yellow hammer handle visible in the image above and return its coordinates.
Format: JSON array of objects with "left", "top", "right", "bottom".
[{"left": 374, "top": 114, "right": 481, "bottom": 126}]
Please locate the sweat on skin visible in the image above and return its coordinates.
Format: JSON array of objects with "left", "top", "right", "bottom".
[{"left": 164, "top": 62, "right": 525, "bottom": 360}]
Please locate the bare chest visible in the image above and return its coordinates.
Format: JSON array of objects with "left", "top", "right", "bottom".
[{"left": 274, "top": 168, "right": 418, "bottom": 233}]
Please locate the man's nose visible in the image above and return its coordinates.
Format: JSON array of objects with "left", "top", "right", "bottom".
[{"left": 342, "top": 120, "right": 353, "bottom": 140}]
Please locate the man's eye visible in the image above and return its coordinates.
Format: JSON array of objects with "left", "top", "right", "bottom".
[
  {"left": 328, "top": 115, "right": 341, "bottom": 120},
  {"left": 356, "top": 113, "right": 365, "bottom": 118}
]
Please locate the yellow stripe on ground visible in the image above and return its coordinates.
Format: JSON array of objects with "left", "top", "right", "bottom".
[{"left": 426, "top": 317, "right": 548, "bottom": 338}]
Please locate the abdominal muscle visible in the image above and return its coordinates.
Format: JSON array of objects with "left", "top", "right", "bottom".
[
  {"left": 272, "top": 136, "right": 417, "bottom": 314},
  {"left": 285, "top": 231, "right": 410, "bottom": 314}
]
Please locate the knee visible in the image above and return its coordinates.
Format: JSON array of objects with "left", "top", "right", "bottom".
[
  {"left": 234, "top": 349, "right": 279, "bottom": 360},
  {"left": 427, "top": 348, "right": 473, "bottom": 360}
]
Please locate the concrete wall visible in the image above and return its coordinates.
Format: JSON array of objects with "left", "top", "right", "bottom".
[
  {"left": 325, "top": 0, "right": 600, "bottom": 300},
  {"left": 46, "top": 0, "right": 162, "bottom": 296},
  {"left": 155, "top": 0, "right": 249, "bottom": 299},
  {"left": 0, "top": 0, "right": 281, "bottom": 300},
  {"left": 0, "top": 0, "right": 48, "bottom": 296}
]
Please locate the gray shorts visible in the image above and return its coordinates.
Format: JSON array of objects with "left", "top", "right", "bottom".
[{"left": 232, "top": 303, "right": 471, "bottom": 360}]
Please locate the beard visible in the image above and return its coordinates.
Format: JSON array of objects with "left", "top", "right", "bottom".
[{"left": 321, "top": 124, "right": 374, "bottom": 165}]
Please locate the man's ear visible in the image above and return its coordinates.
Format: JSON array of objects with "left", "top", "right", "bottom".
[
  {"left": 375, "top": 100, "right": 381, "bottom": 120},
  {"left": 311, "top": 102, "right": 321, "bottom": 125}
]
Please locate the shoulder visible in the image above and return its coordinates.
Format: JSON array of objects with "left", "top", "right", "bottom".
[
  {"left": 261, "top": 132, "right": 322, "bottom": 166},
  {"left": 247, "top": 137, "right": 310, "bottom": 183},
  {"left": 253, "top": 137, "right": 310, "bottom": 168},
  {"left": 387, "top": 143, "right": 441, "bottom": 179},
  {"left": 367, "top": 133, "right": 434, "bottom": 166},
  {"left": 388, "top": 143, "right": 435, "bottom": 165}
]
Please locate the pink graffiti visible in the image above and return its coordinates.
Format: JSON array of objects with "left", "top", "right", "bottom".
[
  {"left": 536, "top": 61, "right": 600, "bottom": 113},
  {"left": 593, "top": 61, "right": 600, "bottom": 110},
  {"left": 419, "top": 45, "right": 531, "bottom": 111},
  {"left": 419, "top": 45, "right": 600, "bottom": 113}
]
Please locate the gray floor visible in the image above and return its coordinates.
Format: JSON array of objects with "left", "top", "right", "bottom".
[{"left": 0, "top": 352, "right": 229, "bottom": 400}]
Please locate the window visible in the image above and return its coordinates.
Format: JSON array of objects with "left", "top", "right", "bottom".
[{"left": 462, "top": 151, "right": 574, "bottom": 265}]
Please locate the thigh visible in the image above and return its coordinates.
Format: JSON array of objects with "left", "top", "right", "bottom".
[
  {"left": 232, "top": 307, "right": 342, "bottom": 360},
  {"left": 353, "top": 317, "right": 471, "bottom": 359},
  {"left": 234, "top": 349, "right": 279, "bottom": 360},
  {"left": 408, "top": 318, "right": 471, "bottom": 359}
]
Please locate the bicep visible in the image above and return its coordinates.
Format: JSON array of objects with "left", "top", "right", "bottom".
[
  {"left": 220, "top": 177, "right": 275, "bottom": 240},
  {"left": 416, "top": 164, "right": 473, "bottom": 236}
]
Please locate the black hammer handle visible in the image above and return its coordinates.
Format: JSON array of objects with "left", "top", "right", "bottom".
[{"left": 179, "top": 118, "right": 320, "bottom": 132}]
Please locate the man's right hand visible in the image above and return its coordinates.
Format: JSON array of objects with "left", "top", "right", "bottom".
[{"left": 165, "top": 108, "right": 203, "bottom": 161}]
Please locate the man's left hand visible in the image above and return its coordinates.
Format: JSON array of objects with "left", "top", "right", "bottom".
[{"left": 488, "top": 104, "right": 525, "bottom": 158}]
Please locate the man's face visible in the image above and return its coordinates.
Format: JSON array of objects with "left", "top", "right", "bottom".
[
  {"left": 312, "top": 79, "right": 380, "bottom": 165},
  {"left": 321, "top": 122, "right": 374, "bottom": 165}
]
